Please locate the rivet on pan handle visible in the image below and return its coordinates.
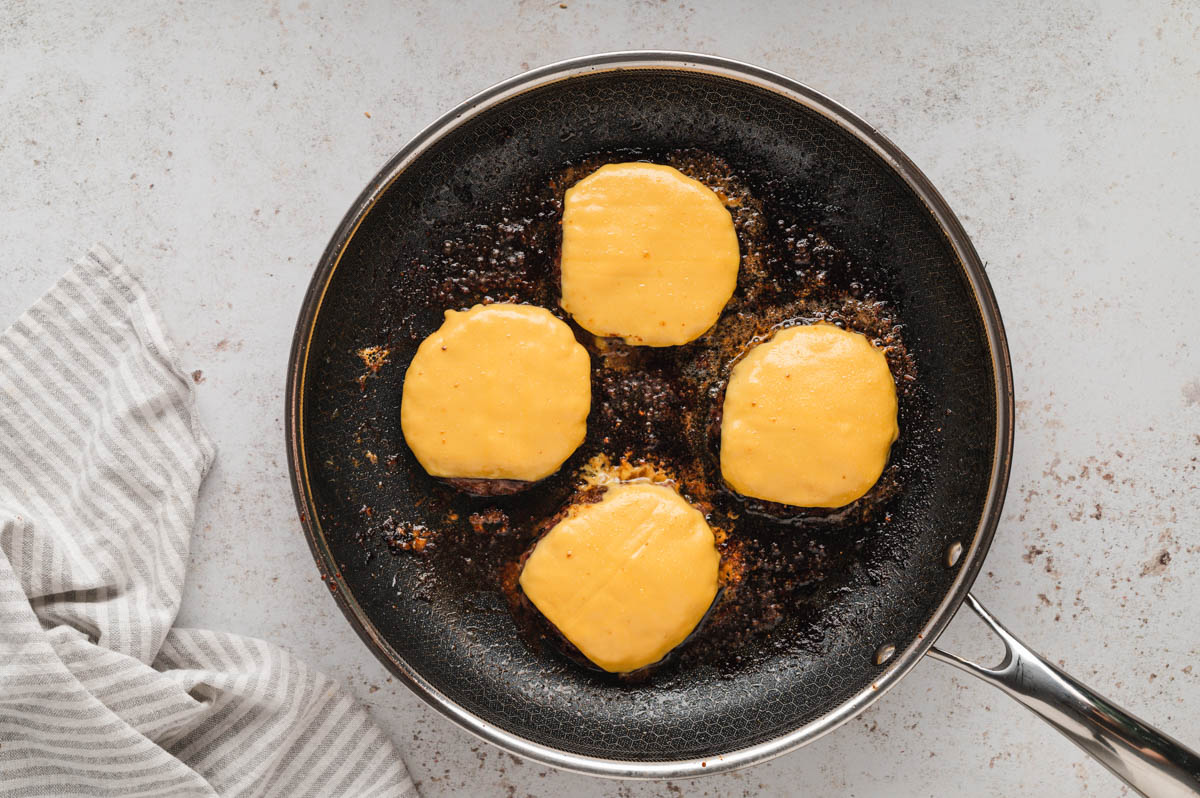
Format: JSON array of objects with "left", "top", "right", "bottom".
[{"left": 929, "top": 593, "right": 1200, "bottom": 798}]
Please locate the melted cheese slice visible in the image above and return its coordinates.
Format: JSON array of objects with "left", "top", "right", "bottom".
[
  {"left": 560, "top": 162, "right": 740, "bottom": 347},
  {"left": 519, "top": 482, "right": 719, "bottom": 673},
  {"left": 400, "top": 304, "right": 590, "bottom": 481},
  {"left": 720, "top": 323, "right": 899, "bottom": 508}
]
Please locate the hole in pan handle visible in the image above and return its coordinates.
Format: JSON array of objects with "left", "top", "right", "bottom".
[{"left": 929, "top": 593, "right": 1200, "bottom": 798}]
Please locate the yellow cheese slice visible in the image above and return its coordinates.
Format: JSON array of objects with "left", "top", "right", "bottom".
[
  {"left": 400, "top": 303, "right": 591, "bottom": 481},
  {"left": 560, "top": 162, "right": 740, "bottom": 347},
  {"left": 519, "top": 482, "right": 720, "bottom": 673},
  {"left": 720, "top": 323, "right": 899, "bottom": 508}
]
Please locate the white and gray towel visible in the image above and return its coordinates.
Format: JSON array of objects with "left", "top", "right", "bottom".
[{"left": 0, "top": 246, "right": 417, "bottom": 797}]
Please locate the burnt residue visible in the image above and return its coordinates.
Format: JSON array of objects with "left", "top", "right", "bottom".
[
  {"left": 316, "top": 148, "right": 933, "bottom": 681},
  {"left": 468, "top": 508, "right": 510, "bottom": 536}
]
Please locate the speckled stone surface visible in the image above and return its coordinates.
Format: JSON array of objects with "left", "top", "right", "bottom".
[{"left": 2, "top": 2, "right": 1197, "bottom": 796}]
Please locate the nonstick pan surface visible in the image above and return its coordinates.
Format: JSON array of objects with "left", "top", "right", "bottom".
[{"left": 286, "top": 52, "right": 1013, "bottom": 777}]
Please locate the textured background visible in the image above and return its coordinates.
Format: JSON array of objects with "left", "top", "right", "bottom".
[{"left": 1, "top": 1, "right": 1197, "bottom": 795}]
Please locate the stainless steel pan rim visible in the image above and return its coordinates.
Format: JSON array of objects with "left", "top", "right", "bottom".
[{"left": 285, "top": 50, "right": 1014, "bottom": 780}]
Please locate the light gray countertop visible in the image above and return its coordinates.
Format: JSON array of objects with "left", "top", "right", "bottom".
[{"left": 3, "top": 1, "right": 1198, "bottom": 795}]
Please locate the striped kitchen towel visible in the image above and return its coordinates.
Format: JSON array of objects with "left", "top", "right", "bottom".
[{"left": 0, "top": 245, "right": 417, "bottom": 797}]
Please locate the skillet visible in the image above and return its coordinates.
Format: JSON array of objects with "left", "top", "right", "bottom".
[{"left": 286, "top": 52, "right": 1200, "bottom": 794}]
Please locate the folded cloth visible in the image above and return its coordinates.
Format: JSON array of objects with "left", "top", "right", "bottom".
[{"left": 0, "top": 246, "right": 417, "bottom": 797}]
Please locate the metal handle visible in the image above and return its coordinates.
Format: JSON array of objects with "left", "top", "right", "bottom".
[{"left": 929, "top": 593, "right": 1200, "bottom": 797}]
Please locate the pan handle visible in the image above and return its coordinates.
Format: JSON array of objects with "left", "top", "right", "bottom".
[{"left": 928, "top": 593, "right": 1200, "bottom": 798}]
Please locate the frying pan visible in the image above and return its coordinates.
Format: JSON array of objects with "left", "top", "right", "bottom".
[{"left": 286, "top": 52, "right": 1200, "bottom": 795}]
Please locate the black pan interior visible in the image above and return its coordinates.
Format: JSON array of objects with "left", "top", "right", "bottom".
[{"left": 298, "top": 69, "right": 996, "bottom": 760}]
